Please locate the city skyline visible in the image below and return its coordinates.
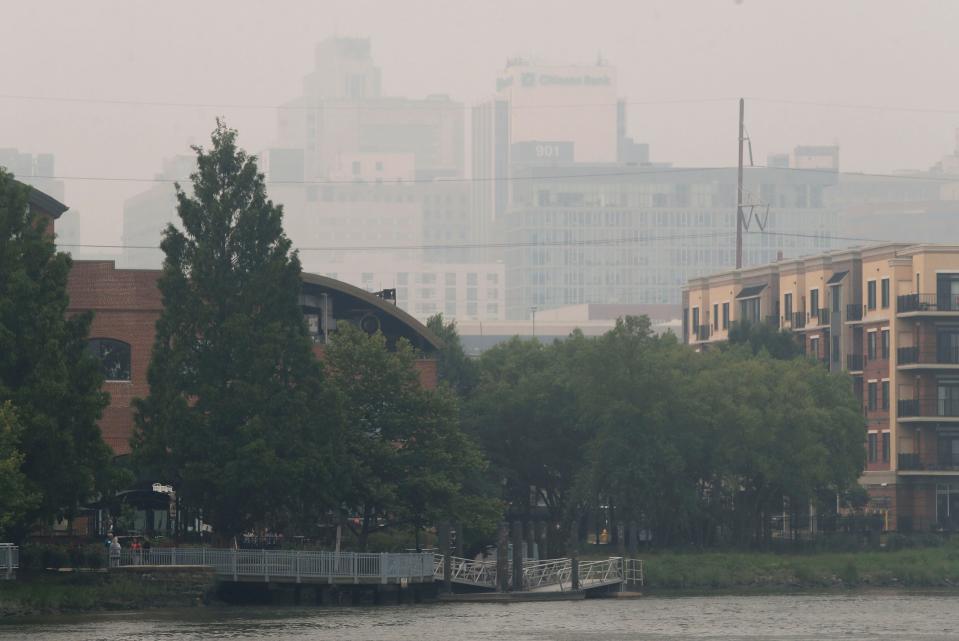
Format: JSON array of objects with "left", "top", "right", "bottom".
[{"left": 4, "top": 0, "right": 959, "bottom": 247}]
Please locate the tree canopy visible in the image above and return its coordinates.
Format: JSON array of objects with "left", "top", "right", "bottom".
[
  {"left": 0, "top": 169, "right": 115, "bottom": 540},
  {"left": 132, "top": 122, "right": 343, "bottom": 539},
  {"left": 324, "top": 323, "right": 499, "bottom": 549},
  {"left": 465, "top": 316, "right": 865, "bottom": 549}
]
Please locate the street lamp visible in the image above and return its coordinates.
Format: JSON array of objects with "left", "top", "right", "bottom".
[{"left": 530, "top": 305, "right": 537, "bottom": 339}]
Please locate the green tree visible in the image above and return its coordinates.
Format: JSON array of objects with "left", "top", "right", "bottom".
[
  {"left": 132, "top": 122, "right": 342, "bottom": 540},
  {"left": 324, "top": 323, "right": 498, "bottom": 549},
  {"left": 727, "top": 319, "right": 802, "bottom": 359},
  {"left": 426, "top": 314, "right": 478, "bottom": 396},
  {"left": 0, "top": 403, "right": 39, "bottom": 539},
  {"left": 0, "top": 169, "right": 114, "bottom": 540},
  {"left": 466, "top": 335, "right": 593, "bottom": 528}
]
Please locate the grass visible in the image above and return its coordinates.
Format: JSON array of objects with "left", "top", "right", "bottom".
[
  {"left": 636, "top": 541, "right": 959, "bottom": 591},
  {"left": 0, "top": 572, "right": 209, "bottom": 614}
]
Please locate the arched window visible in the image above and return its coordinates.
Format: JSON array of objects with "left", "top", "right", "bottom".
[{"left": 87, "top": 338, "right": 131, "bottom": 381}]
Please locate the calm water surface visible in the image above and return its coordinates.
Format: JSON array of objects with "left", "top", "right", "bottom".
[{"left": 3, "top": 593, "right": 959, "bottom": 640}]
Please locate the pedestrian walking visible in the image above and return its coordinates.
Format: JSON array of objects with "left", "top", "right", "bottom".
[{"left": 110, "top": 535, "right": 121, "bottom": 568}]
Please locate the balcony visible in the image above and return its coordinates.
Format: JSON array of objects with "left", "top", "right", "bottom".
[
  {"left": 898, "top": 293, "right": 959, "bottom": 314},
  {"left": 846, "top": 304, "right": 864, "bottom": 322},
  {"left": 846, "top": 353, "right": 865, "bottom": 371},
  {"left": 816, "top": 308, "right": 830, "bottom": 325},
  {"left": 897, "top": 345, "right": 959, "bottom": 367},
  {"left": 897, "top": 452, "right": 959, "bottom": 472},
  {"left": 897, "top": 397, "right": 959, "bottom": 419},
  {"left": 791, "top": 312, "right": 806, "bottom": 329}
]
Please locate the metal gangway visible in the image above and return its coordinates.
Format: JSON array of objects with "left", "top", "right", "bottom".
[
  {"left": 114, "top": 547, "right": 435, "bottom": 584},
  {"left": 433, "top": 554, "right": 643, "bottom": 592}
]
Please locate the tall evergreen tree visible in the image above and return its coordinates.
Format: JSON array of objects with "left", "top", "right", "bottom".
[
  {"left": 133, "top": 122, "right": 342, "bottom": 539},
  {"left": 425, "top": 314, "right": 478, "bottom": 396},
  {"left": 0, "top": 169, "right": 113, "bottom": 540}
]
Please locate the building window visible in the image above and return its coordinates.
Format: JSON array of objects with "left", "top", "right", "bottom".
[
  {"left": 868, "top": 433, "right": 878, "bottom": 463},
  {"left": 467, "top": 273, "right": 478, "bottom": 286},
  {"left": 445, "top": 287, "right": 456, "bottom": 300},
  {"left": 881, "top": 329, "right": 889, "bottom": 359},
  {"left": 881, "top": 278, "right": 890, "bottom": 308},
  {"left": 445, "top": 272, "right": 456, "bottom": 286},
  {"left": 810, "top": 288, "right": 819, "bottom": 315},
  {"left": 692, "top": 307, "right": 700, "bottom": 330},
  {"left": 784, "top": 292, "right": 792, "bottom": 320},
  {"left": 713, "top": 304, "right": 719, "bottom": 330},
  {"left": 87, "top": 338, "right": 131, "bottom": 382},
  {"left": 487, "top": 273, "right": 499, "bottom": 284},
  {"left": 352, "top": 160, "right": 361, "bottom": 175},
  {"left": 868, "top": 381, "right": 878, "bottom": 411},
  {"left": 867, "top": 332, "right": 877, "bottom": 360},
  {"left": 467, "top": 302, "right": 478, "bottom": 317},
  {"left": 810, "top": 336, "right": 820, "bottom": 358},
  {"left": 739, "top": 298, "right": 760, "bottom": 324},
  {"left": 722, "top": 302, "right": 729, "bottom": 330},
  {"left": 487, "top": 303, "right": 499, "bottom": 315},
  {"left": 882, "top": 432, "right": 890, "bottom": 463},
  {"left": 397, "top": 272, "right": 408, "bottom": 286},
  {"left": 882, "top": 380, "right": 889, "bottom": 410},
  {"left": 867, "top": 280, "right": 877, "bottom": 310}
]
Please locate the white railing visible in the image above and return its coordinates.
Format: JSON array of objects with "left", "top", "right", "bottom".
[
  {"left": 578, "top": 557, "right": 622, "bottom": 587},
  {"left": 432, "top": 554, "right": 644, "bottom": 592},
  {"left": 0, "top": 544, "right": 17, "bottom": 580},
  {"left": 524, "top": 557, "right": 572, "bottom": 590},
  {"left": 623, "top": 558, "right": 644, "bottom": 587},
  {"left": 433, "top": 554, "right": 498, "bottom": 587},
  {"left": 115, "top": 548, "right": 434, "bottom": 583}
]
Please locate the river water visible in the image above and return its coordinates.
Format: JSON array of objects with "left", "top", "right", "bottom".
[{"left": 3, "top": 593, "right": 959, "bottom": 640}]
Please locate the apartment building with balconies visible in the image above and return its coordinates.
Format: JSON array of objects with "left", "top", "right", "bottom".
[{"left": 683, "top": 243, "right": 959, "bottom": 531}]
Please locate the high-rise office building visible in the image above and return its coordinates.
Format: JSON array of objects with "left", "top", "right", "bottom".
[
  {"left": 276, "top": 37, "right": 465, "bottom": 182},
  {"left": 501, "top": 162, "right": 840, "bottom": 319}
]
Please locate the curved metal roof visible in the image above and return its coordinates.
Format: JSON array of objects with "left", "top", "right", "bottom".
[{"left": 300, "top": 272, "right": 443, "bottom": 352}]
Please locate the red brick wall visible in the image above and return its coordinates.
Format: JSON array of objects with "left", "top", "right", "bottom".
[
  {"left": 67, "top": 262, "right": 439, "bottom": 455},
  {"left": 67, "top": 262, "right": 162, "bottom": 455}
]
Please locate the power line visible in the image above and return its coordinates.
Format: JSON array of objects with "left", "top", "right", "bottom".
[
  {"left": 9, "top": 91, "right": 959, "bottom": 116},
  {"left": 0, "top": 92, "right": 736, "bottom": 112},
  {"left": 57, "top": 230, "right": 739, "bottom": 253},
  {"left": 21, "top": 166, "right": 738, "bottom": 186},
  {"left": 746, "top": 96, "right": 959, "bottom": 116},
  {"left": 24, "top": 164, "right": 959, "bottom": 186}
]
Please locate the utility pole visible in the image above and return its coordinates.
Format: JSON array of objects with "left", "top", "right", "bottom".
[{"left": 736, "top": 97, "right": 745, "bottom": 269}]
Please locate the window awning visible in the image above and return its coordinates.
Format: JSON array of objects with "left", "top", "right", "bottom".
[
  {"left": 735, "top": 284, "right": 766, "bottom": 299},
  {"left": 827, "top": 270, "right": 848, "bottom": 285}
]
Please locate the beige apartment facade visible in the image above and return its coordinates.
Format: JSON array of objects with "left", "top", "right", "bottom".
[{"left": 683, "top": 244, "right": 959, "bottom": 531}]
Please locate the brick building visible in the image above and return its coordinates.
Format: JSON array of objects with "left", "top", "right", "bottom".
[
  {"left": 683, "top": 243, "right": 959, "bottom": 531},
  {"left": 65, "top": 261, "right": 442, "bottom": 456}
]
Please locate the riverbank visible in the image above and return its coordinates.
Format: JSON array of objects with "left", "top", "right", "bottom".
[
  {"left": 0, "top": 568, "right": 215, "bottom": 617},
  {"left": 641, "top": 541, "right": 959, "bottom": 591}
]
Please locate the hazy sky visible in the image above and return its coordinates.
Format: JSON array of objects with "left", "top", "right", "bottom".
[{"left": 2, "top": 0, "right": 958, "bottom": 243}]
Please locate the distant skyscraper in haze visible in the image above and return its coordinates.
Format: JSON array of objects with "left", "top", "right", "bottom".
[
  {"left": 121, "top": 155, "right": 193, "bottom": 269},
  {"left": 0, "top": 149, "right": 76, "bottom": 247},
  {"left": 500, "top": 163, "right": 840, "bottom": 318},
  {"left": 275, "top": 37, "right": 465, "bottom": 181},
  {"left": 495, "top": 57, "right": 620, "bottom": 163}
]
